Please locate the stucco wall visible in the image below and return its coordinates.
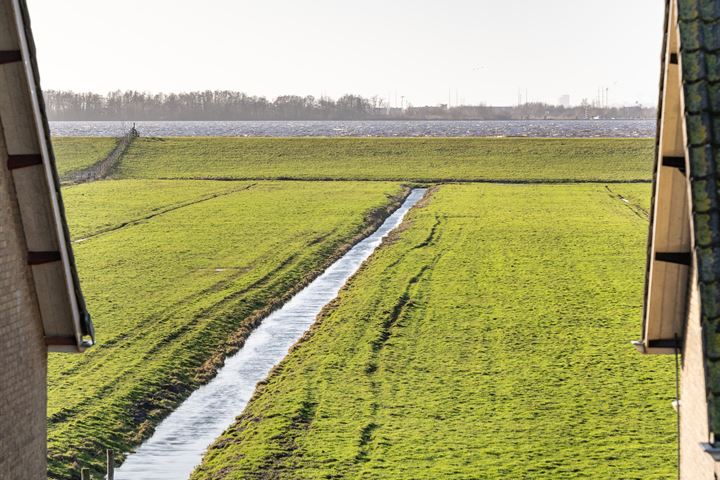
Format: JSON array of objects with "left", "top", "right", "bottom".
[
  {"left": 0, "top": 129, "right": 47, "bottom": 478},
  {"left": 680, "top": 271, "right": 717, "bottom": 479}
]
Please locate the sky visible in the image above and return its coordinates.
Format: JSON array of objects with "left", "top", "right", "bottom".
[{"left": 26, "top": 0, "right": 664, "bottom": 107}]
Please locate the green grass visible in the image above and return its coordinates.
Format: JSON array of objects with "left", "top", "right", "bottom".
[
  {"left": 48, "top": 179, "right": 405, "bottom": 479},
  {"left": 117, "top": 137, "right": 654, "bottom": 182},
  {"left": 52, "top": 137, "right": 117, "bottom": 178},
  {"left": 65, "top": 179, "right": 251, "bottom": 239},
  {"left": 193, "top": 183, "right": 676, "bottom": 480},
  {"left": 45, "top": 137, "right": 666, "bottom": 478}
]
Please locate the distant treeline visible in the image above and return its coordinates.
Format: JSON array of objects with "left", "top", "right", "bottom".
[{"left": 44, "top": 90, "right": 657, "bottom": 121}]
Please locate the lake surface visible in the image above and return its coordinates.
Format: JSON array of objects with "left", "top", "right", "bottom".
[
  {"left": 114, "top": 188, "right": 427, "bottom": 480},
  {"left": 49, "top": 120, "right": 655, "bottom": 138}
]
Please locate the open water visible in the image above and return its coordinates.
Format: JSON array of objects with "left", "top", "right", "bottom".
[{"left": 49, "top": 119, "right": 654, "bottom": 138}]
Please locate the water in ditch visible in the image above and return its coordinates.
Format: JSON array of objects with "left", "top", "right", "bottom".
[{"left": 114, "top": 188, "right": 427, "bottom": 479}]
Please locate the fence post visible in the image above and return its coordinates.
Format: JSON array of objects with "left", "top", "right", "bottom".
[
  {"left": 80, "top": 467, "right": 91, "bottom": 480},
  {"left": 107, "top": 449, "right": 115, "bottom": 480}
]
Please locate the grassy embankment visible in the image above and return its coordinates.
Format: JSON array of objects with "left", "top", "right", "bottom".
[
  {"left": 49, "top": 178, "right": 406, "bottom": 479},
  {"left": 52, "top": 137, "right": 117, "bottom": 179},
  {"left": 49, "top": 136, "right": 669, "bottom": 479},
  {"left": 117, "top": 137, "right": 654, "bottom": 182},
  {"left": 194, "top": 184, "right": 675, "bottom": 479}
]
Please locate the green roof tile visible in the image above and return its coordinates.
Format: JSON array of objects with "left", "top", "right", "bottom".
[
  {"left": 694, "top": 211, "right": 720, "bottom": 246},
  {"left": 700, "top": 281, "right": 720, "bottom": 318},
  {"left": 692, "top": 178, "right": 717, "bottom": 212},
  {"left": 703, "top": 22, "right": 720, "bottom": 51},
  {"left": 683, "top": 50, "right": 707, "bottom": 82},
  {"left": 707, "top": 53, "right": 720, "bottom": 81},
  {"left": 679, "top": 0, "right": 701, "bottom": 21},
  {"left": 704, "top": 318, "right": 720, "bottom": 360},
  {"left": 709, "top": 394, "right": 720, "bottom": 433},
  {"left": 699, "top": 0, "right": 720, "bottom": 22},
  {"left": 690, "top": 145, "right": 713, "bottom": 176},
  {"left": 699, "top": 246, "right": 720, "bottom": 282},
  {"left": 707, "top": 358, "right": 720, "bottom": 393},
  {"left": 686, "top": 112, "right": 712, "bottom": 145},
  {"left": 682, "top": 19, "right": 703, "bottom": 50},
  {"left": 685, "top": 81, "right": 710, "bottom": 112},
  {"left": 708, "top": 87, "right": 720, "bottom": 112}
]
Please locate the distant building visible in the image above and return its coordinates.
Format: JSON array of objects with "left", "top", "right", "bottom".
[
  {"left": 557, "top": 94, "right": 571, "bottom": 108},
  {"left": 635, "top": 0, "right": 720, "bottom": 478},
  {"left": 0, "top": 0, "right": 93, "bottom": 478}
]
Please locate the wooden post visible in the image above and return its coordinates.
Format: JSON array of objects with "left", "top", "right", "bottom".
[
  {"left": 80, "top": 468, "right": 90, "bottom": 480},
  {"left": 107, "top": 449, "right": 115, "bottom": 480}
]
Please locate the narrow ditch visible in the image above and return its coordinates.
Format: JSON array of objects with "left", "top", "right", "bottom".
[{"left": 114, "top": 188, "right": 428, "bottom": 480}]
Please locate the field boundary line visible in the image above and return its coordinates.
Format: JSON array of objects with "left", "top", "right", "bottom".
[
  {"left": 73, "top": 183, "right": 256, "bottom": 243},
  {"left": 154, "top": 176, "right": 652, "bottom": 185}
]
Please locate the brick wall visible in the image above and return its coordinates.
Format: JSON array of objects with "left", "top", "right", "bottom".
[
  {"left": 0, "top": 132, "right": 47, "bottom": 478},
  {"left": 680, "top": 273, "right": 717, "bottom": 479}
]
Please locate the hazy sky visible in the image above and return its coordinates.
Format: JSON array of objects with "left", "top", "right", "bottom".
[{"left": 27, "top": 0, "right": 664, "bottom": 107}]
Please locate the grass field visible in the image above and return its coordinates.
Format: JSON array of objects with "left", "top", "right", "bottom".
[
  {"left": 45, "top": 136, "right": 669, "bottom": 479},
  {"left": 116, "top": 137, "right": 654, "bottom": 182},
  {"left": 193, "top": 183, "right": 675, "bottom": 479},
  {"left": 48, "top": 179, "right": 405, "bottom": 479},
  {"left": 52, "top": 137, "right": 117, "bottom": 178}
]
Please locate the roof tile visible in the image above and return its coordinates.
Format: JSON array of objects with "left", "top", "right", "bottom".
[
  {"left": 708, "top": 86, "right": 720, "bottom": 112},
  {"left": 686, "top": 112, "right": 712, "bottom": 145},
  {"left": 710, "top": 394, "right": 720, "bottom": 433},
  {"left": 703, "top": 22, "right": 720, "bottom": 51},
  {"left": 699, "top": 0, "right": 720, "bottom": 22},
  {"left": 682, "top": 19, "right": 703, "bottom": 50},
  {"left": 704, "top": 318, "right": 720, "bottom": 360},
  {"left": 683, "top": 50, "right": 707, "bottom": 82},
  {"left": 693, "top": 178, "right": 718, "bottom": 212},
  {"left": 679, "top": 0, "right": 701, "bottom": 22},
  {"left": 686, "top": 81, "right": 710, "bottom": 112},
  {"left": 701, "top": 281, "right": 720, "bottom": 318},
  {"left": 690, "top": 144, "right": 713, "bottom": 176},
  {"left": 694, "top": 211, "right": 720, "bottom": 246},
  {"left": 707, "top": 52, "right": 720, "bottom": 81},
  {"left": 707, "top": 358, "right": 720, "bottom": 394},
  {"left": 699, "top": 246, "right": 720, "bottom": 282}
]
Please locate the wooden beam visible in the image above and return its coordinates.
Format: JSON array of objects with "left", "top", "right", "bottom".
[
  {"left": 648, "top": 338, "right": 680, "bottom": 349},
  {"left": 656, "top": 251, "right": 692, "bottom": 266},
  {"left": 642, "top": 0, "right": 691, "bottom": 353},
  {"left": 662, "top": 156, "right": 686, "bottom": 174},
  {"left": 27, "top": 250, "right": 61, "bottom": 265},
  {"left": 44, "top": 336, "right": 76, "bottom": 346},
  {"left": 6, "top": 153, "right": 41, "bottom": 169},
  {"left": 0, "top": 49, "right": 20, "bottom": 64}
]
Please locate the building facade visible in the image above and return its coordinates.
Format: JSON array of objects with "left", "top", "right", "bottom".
[
  {"left": 637, "top": 0, "right": 720, "bottom": 478},
  {"left": 0, "top": 0, "right": 93, "bottom": 477}
]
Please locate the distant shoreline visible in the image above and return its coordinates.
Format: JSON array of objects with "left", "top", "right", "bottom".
[{"left": 49, "top": 119, "right": 656, "bottom": 138}]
